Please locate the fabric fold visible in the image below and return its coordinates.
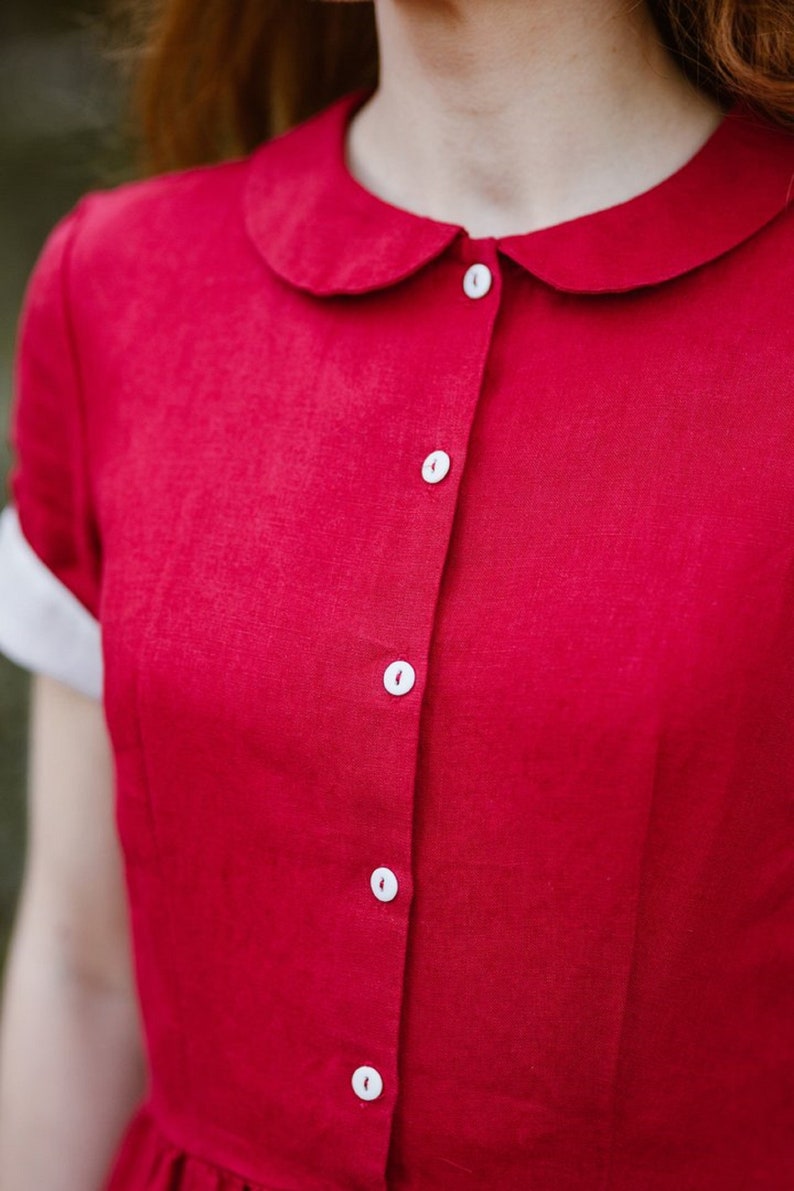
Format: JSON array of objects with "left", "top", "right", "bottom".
[{"left": 103, "top": 1102, "right": 272, "bottom": 1191}]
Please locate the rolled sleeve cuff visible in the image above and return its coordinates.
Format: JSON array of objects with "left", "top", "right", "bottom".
[{"left": 0, "top": 504, "right": 103, "bottom": 699}]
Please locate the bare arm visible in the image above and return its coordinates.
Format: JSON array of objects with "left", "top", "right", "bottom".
[{"left": 0, "top": 673, "right": 147, "bottom": 1190}]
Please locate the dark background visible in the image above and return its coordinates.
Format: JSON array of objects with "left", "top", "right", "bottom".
[{"left": 0, "top": 0, "right": 132, "bottom": 971}]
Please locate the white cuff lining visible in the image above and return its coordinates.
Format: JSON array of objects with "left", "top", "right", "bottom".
[{"left": 0, "top": 504, "right": 103, "bottom": 699}]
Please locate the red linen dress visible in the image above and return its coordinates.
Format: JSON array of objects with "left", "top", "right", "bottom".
[{"left": 1, "top": 85, "right": 793, "bottom": 1190}]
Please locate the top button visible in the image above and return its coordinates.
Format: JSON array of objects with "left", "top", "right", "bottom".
[{"left": 463, "top": 263, "right": 493, "bottom": 299}]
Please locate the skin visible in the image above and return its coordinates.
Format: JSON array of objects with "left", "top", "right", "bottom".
[{"left": 330, "top": 0, "right": 726, "bottom": 237}]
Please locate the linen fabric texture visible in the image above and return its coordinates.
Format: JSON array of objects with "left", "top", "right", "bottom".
[{"left": 1, "top": 86, "right": 794, "bottom": 1189}]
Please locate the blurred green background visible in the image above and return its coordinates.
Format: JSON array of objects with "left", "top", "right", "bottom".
[{"left": 0, "top": 0, "right": 131, "bottom": 971}]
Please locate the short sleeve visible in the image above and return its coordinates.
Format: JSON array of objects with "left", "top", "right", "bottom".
[{"left": 0, "top": 198, "right": 103, "bottom": 700}]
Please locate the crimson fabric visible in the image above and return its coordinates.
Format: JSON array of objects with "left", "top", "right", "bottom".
[{"left": 5, "top": 86, "right": 794, "bottom": 1189}]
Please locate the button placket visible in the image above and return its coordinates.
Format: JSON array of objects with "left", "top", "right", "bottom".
[{"left": 354, "top": 250, "right": 498, "bottom": 1130}]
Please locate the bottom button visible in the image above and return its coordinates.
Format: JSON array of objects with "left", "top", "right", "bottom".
[{"left": 352, "top": 1065, "right": 383, "bottom": 1101}]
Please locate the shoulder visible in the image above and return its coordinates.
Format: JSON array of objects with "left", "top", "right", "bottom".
[
  {"left": 65, "top": 155, "right": 253, "bottom": 281},
  {"left": 13, "top": 153, "right": 272, "bottom": 414}
]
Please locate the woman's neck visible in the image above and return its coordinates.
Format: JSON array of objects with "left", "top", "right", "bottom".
[{"left": 345, "top": 0, "right": 726, "bottom": 238}]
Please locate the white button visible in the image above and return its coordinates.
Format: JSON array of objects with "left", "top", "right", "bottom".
[
  {"left": 463, "top": 262, "right": 493, "bottom": 299},
  {"left": 421, "top": 450, "right": 451, "bottom": 484},
  {"left": 370, "top": 867, "right": 398, "bottom": 902},
  {"left": 352, "top": 1065, "right": 383, "bottom": 1101},
  {"left": 383, "top": 660, "right": 415, "bottom": 696}
]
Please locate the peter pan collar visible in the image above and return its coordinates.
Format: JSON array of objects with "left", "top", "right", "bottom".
[{"left": 243, "top": 85, "right": 794, "bottom": 296}]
